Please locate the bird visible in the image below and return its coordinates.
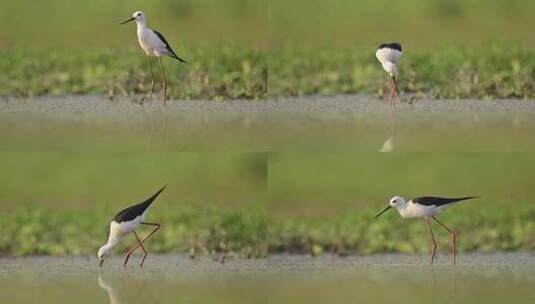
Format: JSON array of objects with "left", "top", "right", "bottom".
[
  {"left": 375, "top": 195, "right": 477, "bottom": 266},
  {"left": 121, "top": 11, "right": 187, "bottom": 104},
  {"left": 376, "top": 43, "right": 402, "bottom": 111},
  {"left": 97, "top": 185, "right": 166, "bottom": 267}
]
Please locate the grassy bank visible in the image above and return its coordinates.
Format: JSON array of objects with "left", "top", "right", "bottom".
[
  {"left": 1, "top": 204, "right": 534, "bottom": 257},
  {"left": 269, "top": 45, "right": 535, "bottom": 99},
  {"left": 0, "top": 206, "right": 267, "bottom": 258},
  {"left": 2, "top": 45, "right": 533, "bottom": 100},
  {"left": 0, "top": 47, "right": 266, "bottom": 100},
  {"left": 269, "top": 204, "right": 535, "bottom": 255}
]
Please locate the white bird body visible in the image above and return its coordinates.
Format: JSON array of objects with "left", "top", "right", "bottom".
[
  {"left": 109, "top": 213, "right": 144, "bottom": 238},
  {"left": 376, "top": 45, "right": 402, "bottom": 77},
  {"left": 392, "top": 198, "right": 443, "bottom": 219},
  {"left": 380, "top": 61, "right": 398, "bottom": 78},
  {"left": 136, "top": 19, "right": 172, "bottom": 58},
  {"left": 102, "top": 209, "right": 149, "bottom": 250}
]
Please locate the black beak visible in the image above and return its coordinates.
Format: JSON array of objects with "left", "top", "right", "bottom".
[
  {"left": 120, "top": 17, "right": 135, "bottom": 25},
  {"left": 375, "top": 205, "right": 391, "bottom": 218},
  {"left": 99, "top": 259, "right": 104, "bottom": 267}
]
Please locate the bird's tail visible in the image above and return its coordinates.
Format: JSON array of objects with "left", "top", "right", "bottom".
[
  {"left": 454, "top": 196, "right": 478, "bottom": 201},
  {"left": 450, "top": 196, "right": 479, "bottom": 204},
  {"left": 170, "top": 52, "right": 187, "bottom": 64},
  {"left": 140, "top": 185, "right": 167, "bottom": 208}
]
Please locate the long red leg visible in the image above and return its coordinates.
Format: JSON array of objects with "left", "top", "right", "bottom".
[
  {"left": 122, "top": 222, "right": 161, "bottom": 267},
  {"left": 133, "top": 232, "right": 148, "bottom": 267},
  {"left": 392, "top": 77, "right": 400, "bottom": 107},
  {"left": 389, "top": 78, "right": 398, "bottom": 127},
  {"left": 147, "top": 55, "right": 155, "bottom": 99},
  {"left": 157, "top": 57, "right": 167, "bottom": 105},
  {"left": 432, "top": 216, "right": 456, "bottom": 265},
  {"left": 123, "top": 237, "right": 141, "bottom": 267},
  {"left": 426, "top": 218, "right": 437, "bottom": 267},
  {"left": 391, "top": 79, "right": 395, "bottom": 110}
]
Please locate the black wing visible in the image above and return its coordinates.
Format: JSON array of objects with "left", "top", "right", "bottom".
[
  {"left": 412, "top": 196, "right": 477, "bottom": 207},
  {"left": 112, "top": 185, "right": 167, "bottom": 223},
  {"left": 153, "top": 30, "right": 187, "bottom": 63},
  {"left": 378, "top": 42, "right": 402, "bottom": 52}
]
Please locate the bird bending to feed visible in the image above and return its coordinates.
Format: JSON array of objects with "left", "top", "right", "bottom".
[
  {"left": 376, "top": 43, "right": 402, "bottom": 111},
  {"left": 98, "top": 185, "right": 166, "bottom": 267},
  {"left": 121, "top": 11, "right": 187, "bottom": 104},
  {"left": 375, "top": 196, "right": 477, "bottom": 266}
]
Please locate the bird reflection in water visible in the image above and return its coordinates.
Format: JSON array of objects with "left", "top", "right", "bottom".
[
  {"left": 98, "top": 275, "right": 160, "bottom": 304},
  {"left": 379, "top": 113, "right": 397, "bottom": 152}
]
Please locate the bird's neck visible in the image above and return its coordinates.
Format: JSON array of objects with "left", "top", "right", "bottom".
[
  {"left": 393, "top": 202, "right": 408, "bottom": 216},
  {"left": 135, "top": 20, "right": 147, "bottom": 31},
  {"left": 104, "top": 236, "right": 119, "bottom": 249}
]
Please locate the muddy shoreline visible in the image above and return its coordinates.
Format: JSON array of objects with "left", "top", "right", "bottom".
[
  {"left": 1, "top": 252, "right": 534, "bottom": 276},
  {"left": 2, "top": 95, "right": 535, "bottom": 116}
]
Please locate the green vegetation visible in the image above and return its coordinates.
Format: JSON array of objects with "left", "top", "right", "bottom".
[
  {"left": 0, "top": 47, "right": 266, "bottom": 100},
  {"left": 0, "top": 206, "right": 268, "bottom": 258},
  {"left": 2, "top": 202, "right": 534, "bottom": 257},
  {"left": 269, "top": 205, "right": 535, "bottom": 255},
  {"left": 269, "top": 45, "right": 535, "bottom": 99}
]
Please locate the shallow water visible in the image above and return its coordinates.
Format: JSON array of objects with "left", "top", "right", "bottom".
[
  {"left": 2, "top": 96, "right": 535, "bottom": 151},
  {"left": 1, "top": 253, "right": 534, "bottom": 303}
]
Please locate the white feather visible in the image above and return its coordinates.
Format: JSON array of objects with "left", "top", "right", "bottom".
[{"left": 376, "top": 47, "right": 402, "bottom": 64}]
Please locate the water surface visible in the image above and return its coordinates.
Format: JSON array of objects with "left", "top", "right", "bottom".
[
  {"left": 1, "top": 253, "right": 534, "bottom": 303},
  {"left": 2, "top": 96, "right": 535, "bottom": 151}
]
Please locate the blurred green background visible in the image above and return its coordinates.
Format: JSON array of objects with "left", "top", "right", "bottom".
[
  {"left": 269, "top": 0, "right": 535, "bottom": 48},
  {"left": 0, "top": 0, "right": 268, "bottom": 48}
]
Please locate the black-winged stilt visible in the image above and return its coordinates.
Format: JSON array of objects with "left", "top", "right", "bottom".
[
  {"left": 376, "top": 43, "right": 402, "bottom": 111},
  {"left": 375, "top": 195, "right": 477, "bottom": 266},
  {"left": 98, "top": 185, "right": 166, "bottom": 267},
  {"left": 121, "top": 11, "right": 187, "bottom": 104}
]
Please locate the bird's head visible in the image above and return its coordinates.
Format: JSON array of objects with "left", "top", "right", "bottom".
[
  {"left": 97, "top": 245, "right": 112, "bottom": 267},
  {"left": 375, "top": 196, "right": 406, "bottom": 218},
  {"left": 389, "top": 196, "right": 406, "bottom": 208},
  {"left": 121, "top": 11, "right": 145, "bottom": 25}
]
